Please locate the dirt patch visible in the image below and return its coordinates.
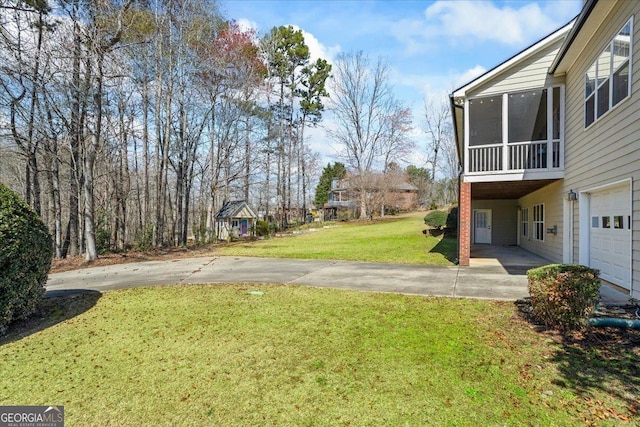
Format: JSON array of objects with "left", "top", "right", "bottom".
[{"left": 515, "top": 299, "right": 640, "bottom": 349}]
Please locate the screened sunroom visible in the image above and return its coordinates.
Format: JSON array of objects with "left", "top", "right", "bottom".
[{"left": 462, "top": 86, "right": 565, "bottom": 182}]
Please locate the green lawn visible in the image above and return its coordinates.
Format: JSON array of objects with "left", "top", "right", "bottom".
[
  {"left": 1, "top": 285, "right": 637, "bottom": 426},
  {"left": 218, "top": 212, "right": 457, "bottom": 265}
]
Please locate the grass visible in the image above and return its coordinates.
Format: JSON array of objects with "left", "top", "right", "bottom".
[
  {"left": 1, "top": 285, "right": 638, "bottom": 426},
  {"left": 218, "top": 212, "right": 457, "bottom": 265}
]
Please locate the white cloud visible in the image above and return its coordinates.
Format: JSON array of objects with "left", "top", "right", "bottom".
[
  {"left": 390, "top": 0, "right": 581, "bottom": 55},
  {"left": 424, "top": 1, "right": 552, "bottom": 46},
  {"left": 289, "top": 25, "right": 341, "bottom": 64},
  {"left": 235, "top": 18, "right": 258, "bottom": 33},
  {"left": 454, "top": 65, "right": 488, "bottom": 88}
]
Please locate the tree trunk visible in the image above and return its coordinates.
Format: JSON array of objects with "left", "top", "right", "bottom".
[
  {"left": 142, "top": 75, "right": 150, "bottom": 229},
  {"left": 84, "top": 51, "right": 106, "bottom": 261},
  {"left": 63, "top": 3, "right": 83, "bottom": 258}
]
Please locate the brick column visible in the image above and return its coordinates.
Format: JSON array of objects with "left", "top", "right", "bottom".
[{"left": 458, "top": 181, "right": 471, "bottom": 266}]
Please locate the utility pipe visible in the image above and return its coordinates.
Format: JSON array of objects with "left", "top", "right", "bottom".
[{"left": 588, "top": 317, "right": 640, "bottom": 328}]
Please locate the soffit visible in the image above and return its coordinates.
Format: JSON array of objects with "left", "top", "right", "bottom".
[
  {"left": 551, "top": 0, "right": 617, "bottom": 75},
  {"left": 471, "top": 180, "right": 559, "bottom": 200},
  {"left": 452, "top": 22, "right": 572, "bottom": 99}
]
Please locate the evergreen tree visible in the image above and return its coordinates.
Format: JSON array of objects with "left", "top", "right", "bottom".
[
  {"left": 313, "top": 162, "right": 346, "bottom": 207},
  {"left": 406, "top": 165, "right": 430, "bottom": 203}
]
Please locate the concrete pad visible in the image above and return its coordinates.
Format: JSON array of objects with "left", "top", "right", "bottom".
[
  {"left": 46, "top": 257, "right": 216, "bottom": 292},
  {"left": 599, "top": 284, "right": 635, "bottom": 306},
  {"left": 184, "top": 256, "right": 337, "bottom": 284},
  {"left": 46, "top": 255, "right": 619, "bottom": 303},
  {"left": 291, "top": 261, "right": 458, "bottom": 296},
  {"left": 455, "top": 267, "right": 529, "bottom": 301},
  {"left": 470, "top": 245, "right": 550, "bottom": 268}
]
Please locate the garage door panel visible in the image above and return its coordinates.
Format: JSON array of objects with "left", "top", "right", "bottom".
[{"left": 589, "top": 183, "right": 631, "bottom": 289}]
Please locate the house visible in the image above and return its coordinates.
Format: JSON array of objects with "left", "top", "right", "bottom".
[
  {"left": 324, "top": 178, "right": 357, "bottom": 220},
  {"left": 451, "top": 0, "right": 639, "bottom": 300},
  {"left": 215, "top": 200, "right": 257, "bottom": 240},
  {"left": 324, "top": 177, "right": 418, "bottom": 220}
]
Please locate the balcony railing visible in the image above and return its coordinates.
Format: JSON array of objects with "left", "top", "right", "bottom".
[{"left": 468, "top": 140, "right": 561, "bottom": 174}]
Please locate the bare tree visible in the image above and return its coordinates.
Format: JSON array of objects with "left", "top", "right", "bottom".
[
  {"left": 0, "top": 0, "right": 320, "bottom": 257},
  {"left": 424, "top": 98, "right": 455, "bottom": 204},
  {"left": 328, "top": 51, "right": 412, "bottom": 219}
]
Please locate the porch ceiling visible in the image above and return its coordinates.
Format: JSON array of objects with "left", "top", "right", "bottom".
[{"left": 471, "top": 180, "right": 558, "bottom": 200}]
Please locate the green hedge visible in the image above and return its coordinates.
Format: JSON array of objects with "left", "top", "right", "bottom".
[
  {"left": 424, "top": 210, "right": 447, "bottom": 229},
  {"left": 0, "top": 183, "right": 53, "bottom": 335},
  {"left": 527, "top": 264, "right": 600, "bottom": 331},
  {"left": 254, "top": 220, "right": 270, "bottom": 237}
]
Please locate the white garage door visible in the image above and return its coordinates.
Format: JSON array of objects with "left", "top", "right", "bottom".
[{"left": 589, "top": 183, "right": 631, "bottom": 289}]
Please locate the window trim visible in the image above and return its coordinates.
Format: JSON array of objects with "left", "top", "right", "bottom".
[
  {"left": 521, "top": 207, "right": 529, "bottom": 238},
  {"left": 585, "top": 16, "right": 633, "bottom": 128},
  {"left": 533, "top": 203, "right": 545, "bottom": 242}
]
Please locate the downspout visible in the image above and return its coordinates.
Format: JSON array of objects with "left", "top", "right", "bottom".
[
  {"left": 451, "top": 97, "right": 465, "bottom": 265},
  {"left": 588, "top": 317, "right": 640, "bottom": 328},
  {"left": 456, "top": 166, "right": 462, "bottom": 264}
]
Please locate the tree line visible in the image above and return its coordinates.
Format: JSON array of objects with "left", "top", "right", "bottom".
[
  {"left": 0, "top": 0, "right": 457, "bottom": 260},
  {"left": 0, "top": 0, "right": 335, "bottom": 259}
]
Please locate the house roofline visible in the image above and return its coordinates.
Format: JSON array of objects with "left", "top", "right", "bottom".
[
  {"left": 451, "top": 20, "right": 574, "bottom": 99},
  {"left": 450, "top": 95, "right": 464, "bottom": 166},
  {"left": 549, "top": 0, "right": 597, "bottom": 74}
]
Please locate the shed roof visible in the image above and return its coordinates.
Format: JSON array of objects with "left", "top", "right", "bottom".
[
  {"left": 215, "top": 200, "right": 257, "bottom": 219},
  {"left": 394, "top": 182, "right": 418, "bottom": 191}
]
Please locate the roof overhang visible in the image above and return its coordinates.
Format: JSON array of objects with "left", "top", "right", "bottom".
[
  {"left": 470, "top": 180, "right": 559, "bottom": 200},
  {"left": 450, "top": 95, "right": 464, "bottom": 167},
  {"left": 449, "top": 20, "right": 574, "bottom": 165},
  {"left": 451, "top": 21, "right": 574, "bottom": 99},
  {"left": 550, "top": 0, "right": 616, "bottom": 76}
]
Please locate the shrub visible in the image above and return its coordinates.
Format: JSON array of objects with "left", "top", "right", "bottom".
[
  {"left": 255, "top": 220, "right": 270, "bottom": 237},
  {"left": 0, "top": 183, "right": 53, "bottom": 335},
  {"left": 527, "top": 264, "right": 600, "bottom": 331},
  {"left": 446, "top": 207, "right": 458, "bottom": 230},
  {"left": 135, "top": 224, "right": 154, "bottom": 250},
  {"left": 424, "top": 210, "right": 447, "bottom": 230}
]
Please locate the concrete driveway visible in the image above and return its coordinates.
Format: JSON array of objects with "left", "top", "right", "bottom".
[{"left": 47, "top": 256, "right": 532, "bottom": 301}]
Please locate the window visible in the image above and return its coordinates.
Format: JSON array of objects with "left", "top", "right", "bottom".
[
  {"left": 508, "top": 89, "right": 547, "bottom": 143},
  {"left": 602, "top": 216, "right": 611, "bottom": 229},
  {"left": 533, "top": 204, "right": 544, "bottom": 241},
  {"left": 614, "top": 216, "right": 624, "bottom": 229},
  {"left": 521, "top": 207, "right": 529, "bottom": 237},
  {"left": 592, "top": 216, "right": 599, "bottom": 228},
  {"left": 552, "top": 88, "right": 561, "bottom": 140},
  {"left": 585, "top": 17, "right": 633, "bottom": 127},
  {"left": 469, "top": 96, "right": 502, "bottom": 146}
]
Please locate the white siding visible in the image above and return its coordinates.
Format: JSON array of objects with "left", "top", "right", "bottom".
[
  {"left": 470, "top": 200, "right": 518, "bottom": 245},
  {"left": 518, "top": 180, "right": 564, "bottom": 263},
  {"left": 471, "top": 40, "right": 566, "bottom": 97},
  {"left": 563, "top": 0, "right": 640, "bottom": 297}
]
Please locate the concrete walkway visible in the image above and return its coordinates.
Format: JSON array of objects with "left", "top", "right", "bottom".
[{"left": 46, "top": 254, "right": 633, "bottom": 304}]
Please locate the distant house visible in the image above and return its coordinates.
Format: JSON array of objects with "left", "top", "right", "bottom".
[
  {"left": 390, "top": 182, "right": 420, "bottom": 211},
  {"left": 451, "top": 0, "right": 640, "bottom": 300},
  {"left": 215, "top": 200, "right": 257, "bottom": 240},
  {"left": 324, "top": 177, "right": 418, "bottom": 220}
]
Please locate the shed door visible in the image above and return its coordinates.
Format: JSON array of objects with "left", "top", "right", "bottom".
[{"left": 589, "top": 184, "right": 631, "bottom": 289}]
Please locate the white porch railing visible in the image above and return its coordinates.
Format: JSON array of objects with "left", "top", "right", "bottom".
[{"left": 468, "top": 141, "right": 561, "bottom": 173}]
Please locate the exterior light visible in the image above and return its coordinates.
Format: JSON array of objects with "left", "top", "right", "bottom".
[{"left": 568, "top": 189, "right": 577, "bottom": 201}]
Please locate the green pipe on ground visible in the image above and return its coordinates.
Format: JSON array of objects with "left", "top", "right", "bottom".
[{"left": 588, "top": 317, "right": 640, "bottom": 328}]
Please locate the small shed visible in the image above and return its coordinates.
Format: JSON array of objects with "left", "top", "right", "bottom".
[{"left": 215, "top": 200, "right": 258, "bottom": 241}]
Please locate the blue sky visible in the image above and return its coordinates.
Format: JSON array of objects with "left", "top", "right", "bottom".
[{"left": 221, "top": 0, "right": 583, "bottom": 165}]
